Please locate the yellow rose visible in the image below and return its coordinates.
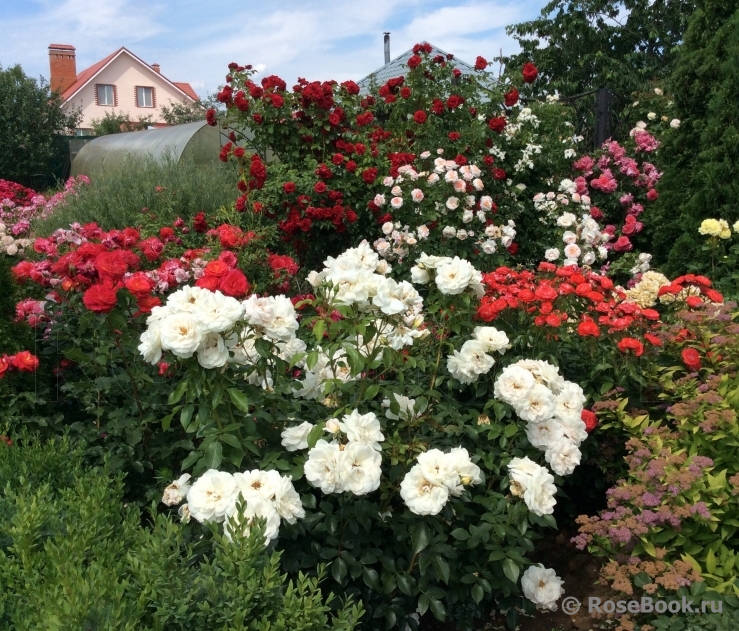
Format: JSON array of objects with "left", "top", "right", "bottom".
[{"left": 699, "top": 219, "right": 722, "bottom": 237}]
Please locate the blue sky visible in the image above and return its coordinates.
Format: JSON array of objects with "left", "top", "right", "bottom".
[{"left": 0, "top": 0, "right": 547, "bottom": 99}]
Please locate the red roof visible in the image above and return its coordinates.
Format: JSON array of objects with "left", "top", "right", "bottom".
[
  {"left": 60, "top": 47, "right": 198, "bottom": 103},
  {"left": 61, "top": 48, "right": 122, "bottom": 101},
  {"left": 173, "top": 82, "right": 199, "bottom": 101}
]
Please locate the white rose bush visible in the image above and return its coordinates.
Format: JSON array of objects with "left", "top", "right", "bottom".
[{"left": 144, "top": 239, "right": 584, "bottom": 629}]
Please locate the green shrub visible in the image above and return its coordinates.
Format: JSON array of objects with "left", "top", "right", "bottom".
[
  {"left": 0, "top": 435, "right": 363, "bottom": 631},
  {"left": 33, "top": 154, "right": 239, "bottom": 234}
]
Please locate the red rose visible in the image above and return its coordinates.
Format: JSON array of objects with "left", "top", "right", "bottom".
[
  {"left": 218, "top": 268, "right": 250, "bottom": 297},
  {"left": 493, "top": 168, "right": 506, "bottom": 180},
  {"left": 11, "top": 351, "right": 39, "bottom": 372},
  {"left": 535, "top": 284, "right": 558, "bottom": 301},
  {"left": 400, "top": 87, "right": 411, "bottom": 99},
  {"left": 413, "top": 110, "right": 427, "bottom": 124},
  {"left": 346, "top": 160, "right": 357, "bottom": 172},
  {"left": 577, "top": 320, "right": 600, "bottom": 337},
  {"left": 206, "top": 108, "right": 218, "bottom": 126},
  {"left": 124, "top": 273, "right": 154, "bottom": 299},
  {"left": 83, "top": 282, "right": 119, "bottom": 313},
  {"left": 135, "top": 295, "right": 161, "bottom": 315},
  {"left": 702, "top": 288, "right": 723, "bottom": 303},
  {"left": 504, "top": 88, "right": 519, "bottom": 107},
  {"left": 204, "top": 260, "right": 230, "bottom": 278},
  {"left": 283, "top": 181, "right": 296, "bottom": 194},
  {"left": 361, "top": 168, "right": 378, "bottom": 184},
  {"left": 195, "top": 275, "right": 220, "bottom": 291},
  {"left": 617, "top": 337, "right": 644, "bottom": 357},
  {"left": 643, "top": 333, "right": 662, "bottom": 346},
  {"left": 613, "top": 236, "right": 633, "bottom": 252},
  {"left": 545, "top": 313, "right": 561, "bottom": 327},
  {"left": 193, "top": 212, "right": 208, "bottom": 233},
  {"left": 647, "top": 189, "right": 659, "bottom": 201},
  {"left": 233, "top": 147, "right": 245, "bottom": 159},
  {"left": 581, "top": 409, "right": 597, "bottom": 432},
  {"left": 682, "top": 348, "right": 701, "bottom": 372},
  {"left": 685, "top": 296, "right": 704, "bottom": 308},
  {"left": 522, "top": 62, "right": 538, "bottom": 83},
  {"left": 407, "top": 55, "right": 422, "bottom": 69},
  {"left": 488, "top": 116, "right": 506, "bottom": 133},
  {"left": 95, "top": 250, "right": 139, "bottom": 281},
  {"left": 448, "top": 131, "right": 461, "bottom": 141},
  {"left": 474, "top": 56, "right": 488, "bottom": 70},
  {"left": 314, "top": 181, "right": 327, "bottom": 194},
  {"left": 331, "top": 153, "right": 344, "bottom": 165}
]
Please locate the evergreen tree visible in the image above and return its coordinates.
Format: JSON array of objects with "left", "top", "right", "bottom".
[{"left": 647, "top": 0, "right": 739, "bottom": 274}]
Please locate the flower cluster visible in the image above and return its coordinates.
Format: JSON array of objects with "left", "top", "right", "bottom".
[
  {"left": 0, "top": 350, "right": 40, "bottom": 377},
  {"left": 698, "top": 218, "right": 738, "bottom": 240},
  {"left": 0, "top": 221, "right": 33, "bottom": 257},
  {"left": 162, "top": 468, "right": 304, "bottom": 544},
  {"left": 507, "top": 456, "right": 557, "bottom": 516},
  {"left": 496, "top": 360, "right": 587, "bottom": 476},
  {"left": 400, "top": 447, "right": 481, "bottom": 515},
  {"left": 446, "top": 325, "right": 510, "bottom": 384},
  {"left": 410, "top": 252, "right": 485, "bottom": 296}
]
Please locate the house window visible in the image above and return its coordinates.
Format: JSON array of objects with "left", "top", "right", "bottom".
[
  {"left": 97, "top": 84, "right": 115, "bottom": 106},
  {"left": 136, "top": 86, "right": 154, "bottom": 107}
]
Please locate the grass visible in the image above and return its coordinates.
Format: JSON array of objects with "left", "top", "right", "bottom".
[{"left": 33, "top": 152, "right": 240, "bottom": 235}]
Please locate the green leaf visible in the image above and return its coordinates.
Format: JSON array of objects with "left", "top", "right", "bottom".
[
  {"left": 313, "top": 318, "right": 326, "bottom": 341},
  {"left": 412, "top": 522, "right": 431, "bottom": 554},
  {"left": 429, "top": 598, "right": 445, "bottom": 621},
  {"left": 168, "top": 378, "right": 189, "bottom": 405},
  {"left": 471, "top": 584, "right": 484, "bottom": 604},
  {"left": 433, "top": 555, "right": 450, "bottom": 584},
  {"left": 228, "top": 388, "right": 249, "bottom": 413},
  {"left": 396, "top": 572, "right": 414, "bottom": 595},
  {"left": 331, "top": 557, "right": 347, "bottom": 584},
  {"left": 180, "top": 404, "right": 195, "bottom": 430},
  {"left": 181, "top": 450, "right": 201, "bottom": 471},
  {"left": 502, "top": 558, "right": 519, "bottom": 584},
  {"left": 202, "top": 441, "right": 223, "bottom": 469},
  {"left": 450, "top": 528, "right": 470, "bottom": 540},
  {"left": 417, "top": 594, "right": 430, "bottom": 616},
  {"left": 363, "top": 567, "right": 380, "bottom": 590}
]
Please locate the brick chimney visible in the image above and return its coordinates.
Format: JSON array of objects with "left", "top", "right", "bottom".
[
  {"left": 49, "top": 44, "right": 77, "bottom": 94},
  {"left": 151, "top": 63, "right": 161, "bottom": 73}
]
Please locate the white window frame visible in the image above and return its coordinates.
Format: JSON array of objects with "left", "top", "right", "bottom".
[
  {"left": 97, "top": 84, "right": 115, "bottom": 106},
  {"left": 137, "top": 86, "right": 154, "bottom": 108}
]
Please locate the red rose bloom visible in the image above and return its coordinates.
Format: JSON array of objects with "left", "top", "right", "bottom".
[
  {"left": 218, "top": 269, "right": 250, "bottom": 297},
  {"left": 193, "top": 212, "right": 208, "bottom": 233},
  {"left": 314, "top": 181, "right": 327, "bottom": 194},
  {"left": 522, "top": 62, "right": 538, "bottom": 83},
  {"left": 581, "top": 409, "right": 597, "bottom": 432},
  {"left": 400, "top": 87, "right": 411, "bottom": 99},
  {"left": 346, "top": 160, "right": 357, "bottom": 173},
  {"left": 577, "top": 320, "right": 600, "bottom": 337},
  {"left": 493, "top": 168, "right": 506, "bottom": 180},
  {"left": 407, "top": 55, "right": 422, "bottom": 69},
  {"left": 488, "top": 116, "right": 506, "bottom": 133},
  {"left": 206, "top": 108, "right": 218, "bottom": 126},
  {"left": 83, "top": 282, "right": 119, "bottom": 313},
  {"left": 617, "top": 337, "right": 644, "bottom": 357},
  {"left": 474, "top": 56, "right": 488, "bottom": 70},
  {"left": 643, "top": 333, "right": 662, "bottom": 346},
  {"left": 95, "top": 250, "right": 139, "bottom": 281},
  {"left": 204, "top": 260, "right": 230, "bottom": 278},
  {"left": 361, "top": 168, "right": 378, "bottom": 184},
  {"left": 682, "top": 348, "right": 701, "bottom": 372},
  {"left": 413, "top": 110, "right": 427, "bottom": 124},
  {"left": 11, "top": 351, "right": 40, "bottom": 372},
  {"left": 504, "top": 88, "right": 519, "bottom": 107},
  {"left": 135, "top": 295, "right": 162, "bottom": 315},
  {"left": 195, "top": 275, "right": 220, "bottom": 291},
  {"left": 124, "top": 273, "right": 154, "bottom": 299},
  {"left": 283, "top": 181, "right": 296, "bottom": 194}
]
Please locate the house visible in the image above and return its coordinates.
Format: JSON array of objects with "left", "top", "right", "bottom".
[
  {"left": 49, "top": 44, "right": 200, "bottom": 135},
  {"left": 357, "top": 39, "right": 479, "bottom": 94}
]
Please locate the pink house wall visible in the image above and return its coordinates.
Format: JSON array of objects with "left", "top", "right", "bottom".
[{"left": 64, "top": 52, "right": 195, "bottom": 130}]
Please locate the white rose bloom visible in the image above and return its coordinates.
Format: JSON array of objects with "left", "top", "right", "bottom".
[
  {"left": 553, "top": 382, "right": 586, "bottom": 423},
  {"left": 341, "top": 442, "right": 382, "bottom": 495},
  {"left": 525, "top": 419, "right": 565, "bottom": 451},
  {"left": 480, "top": 196, "right": 494, "bottom": 211},
  {"left": 383, "top": 176, "right": 395, "bottom": 186},
  {"left": 559, "top": 416, "right": 588, "bottom": 447},
  {"left": 417, "top": 224, "right": 429, "bottom": 239},
  {"left": 473, "top": 326, "right": 510, "bottom": 354},
  {"left": 374, "top": 194, "right": 386, "bottom": 207},
  {"left": 442, "top": 226, "right": 457, "bottom": 238},
  {"left": 382, "top": 221, "right": 394, "bottom": 235},
  {"left": 507, "top": 456, "right": 541, "bottom": 494},
  {"left": 162, "top": 473, "right": 192, "bottom": 506},
  {"left": 516, "top": 383, "right": 556, "bottom": 424},
  {"left": 416, "top": 253, "right": 450, "bottom": 269},
  {"left": 435, "top": 257, "right": 482, "bottom": 295},
  {"left": 390, "top": 196, "right": 403, "bottom": 209},
  {"left": 462, "top": 210, "right": 474, "bottom": 223},
  {"left": 670, "top": 118, "right": 681, "bottom": 128},
  {"left": 186, "top": 470, "right": 240, "bottom": 523},
  {"left": 456, "top": 229, "right": 468, "bottom": 240},
  {"left": 444, "top": 170, "right": 459, "bottom": 182},
  {"left": 400, "top": 465, "right": 449, "bottom": 515},
  {"left": 160, "top": 312, "right": 204, "bottom": 358},
  {"left": 242, "top": 295, "right": 275, "bottom": 328},
  {"left": 472, "top": 178, "right": 484, "bottom": 191},
  {"left": 307, "top": 270, "right": 325, "bottom": 287},
  {"left": 447, "top": 352, "right": 478, "bottom": 384},
  {"left": 339, "top": 410, "right": 384, "bottom": 449},
  {"left": 304, "top": 440, "right": 345, "bottom": 493},
  {"left": 563, "top": 243, "right": 581, "bottom": 259},
  {"left": 195, "top": 291, "right": 243, "bottom": 333},
  {"left": 276, "top": 337, "right": 307, "bottom": 364},
  {"left": 224, "top": 496, "right": 281, "bottom": 543},
  {"left": 524, "top": 468, "right": 558, "bottom": 515},
  {"left": 556, "top": 212, "right": 576, "bottom": 227},
  {"left": 494, "top": 365, "right": 536, "bottom": 407},
  {"left": 458, "top": 339, "right": 495, "bottom": 375},
  {"left": 382, "top": 394, "right": 417, "bottom": 420},
  {"left": 411, "top": 266, "right": 430, "bottom": 284},
  {"left": 544, "top": 248, "right": 560, "bottom": 261},
  {"left": 447, "top": 447, "right": 482, "bottom": 491},
  {"left": 427, "top": 173, "right": 440, "bottom": 185},
  {"left": 582, "top": 251, "right": 596, "bottom": 265},
  {"left": 647, "top": 112, "right": 656, "bottom": 120},
  {"left": 482, "top": 240, "right": 497, "bottom": 254},
  {"left": 545, "top": 438, "right": 582, "bottom": 476},
  {"left": 521, "top": 565, "right": 564, "bottom": 611},
  {"left": 269, "top": 473, "right": 305, "bottom": 524},
  {"left": 446, "top": 196, "right": 460, "bottom": 210},
  {"left": 166, "top": 285, "right": 212, "bottom": 314},
  {"left": 233, "top": 469, "right": 281, "bottom": 502},
  {"left": 514, "top": 359, "right": 565, "bottom": 394},
  {"left": 562, "top": 231, "right": 577, "bottom": 244},
  {"left": 197, "top": 333, "right": 229, "bottom": 369},
  {"left": 262, "top": 296, "right": 299, "bottom": 341},
  {"left": 139, "top": 321, "right": 163, "bottom": 364},
  {"left": 281, "top": 421, "right": 314, "bottom": 451},
  {"left": 325, "top": 418, "right": 341, "bottom": 434}
]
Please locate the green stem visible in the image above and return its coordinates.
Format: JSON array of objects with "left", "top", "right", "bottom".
[{"left": 429, "top": 321, "right": 448, "bottom": 391}]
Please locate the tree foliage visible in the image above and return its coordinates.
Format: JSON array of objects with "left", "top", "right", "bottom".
[
  {"left": 90, "top": 110, "right": 154, "bottom": 136},
  {"left": 0, "top": 64, "right": 80, "bottom": 187},
  {"left": 505, "top": 0, "right": 694, "bottom": 141},
  {"left": 646, "top": 0, "right": 739, "bottom": 275},
  {"left": 160, "top": 94, "right": 220, "bottom": 126}
]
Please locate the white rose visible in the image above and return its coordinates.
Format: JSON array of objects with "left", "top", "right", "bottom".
[
  {"left": 390, "top": 196, "right": 403, "bottom": 209},
  {"left": 446, "top": 196, "right": 459, "bottom": 210},
  {"left": 473, "top": 326, "right": 510, "bottom": 354},
  {"left": 521, "top": 565, "right": 564, "bottom": 611},
  {"left": 138, "top": 321, "right": 163, "bottom": 364},
  {"left": 162, "top": 473, "right": 191, "bottom": 506},
  {"left": 400, "top": 465, "right": 449, "bottom": 515},
  {"left": 545, "top": 438, "right": 582, "bottom": 476},
  {"left": 544, "top": 248, "right": 560, "bottom": 261},
  {"left": 670, "top": 118, "right": 681, "bottom": 129},
  {"left": 481, "top": 240, "right": 497, "bottom": 254},
  {"left": 341, "top": 442, "right": 382, "bottom": 495},
  {"left": 435, "top": 257, "right": 481, "bottom": 295},
  {"left": 382, "top": 394, "right": 417, "bottom": 420},
  {"left": 186, "top": 470, "right": 240, "bottom": 523},
  {"left": 160, "top": 312, "right": 204, "bottom": 358},
  {"left": 525, "top": 419, "right": 565, "bottom": 451},
  {"left": 516, "top": 383, "right": 556, "bottom": 424},
  {"left": 411, "top": 266, "right": 430, "bottom": 284},
  {"left": 281, "top": 421, "right": 314, "bottom": 451},
  {"left": 494, "top": 365, "right": 535, "bottom": 406},
  {"left": 523, "top": 467, "right": 557, "bottom": 515},
  {"left": 456, "top": 229, "right": 468, "bottom": 240},
  {"left": 304, "top": 440, "right": 344, "bottom": 493},
  {"left": 339, "top": 410, "right": 384, "bottom": 449},
  {"left": 442, "top": 226, "right": 456, "bottom": 238},
  {"left": 197, "top": 333, "right": 229, "bottom": 369},
  {"left": 223, "top": 496, "right": 281, "bottom": 544},
  {"left": 553, "top": 382, "right": 586, "bottom": 424}
]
